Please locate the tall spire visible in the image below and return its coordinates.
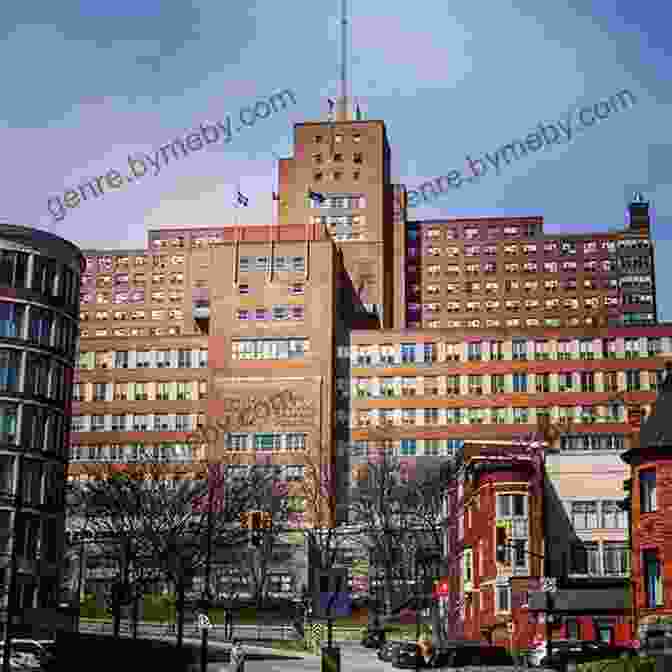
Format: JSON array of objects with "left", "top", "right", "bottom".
[{"left": 335, "top": 0, "right": 350, "bottom": 122}]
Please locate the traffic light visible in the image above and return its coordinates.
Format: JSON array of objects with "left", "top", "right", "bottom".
[
  {"left": 433, "top": 578, "right": 450, "bottom": 599},
  {"left": 251, "top": 511, "right": 263, "bottom": 547}
]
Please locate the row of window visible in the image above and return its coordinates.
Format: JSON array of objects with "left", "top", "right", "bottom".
[
  {"left": 409, "top": 222, "right": 542, "bottom": 241},
  {"left": 344, "top": 336, "right": 667, "bottom": 364},
  {"left": 81, "top": 308, "right": 184, "bottom": 321},
  {"left": 412, "top": 238, "right": 649, "bottom": 255},
  {"left": 0, "top": 250, "right": 79, "bottom": 308},
  {"left": 348, "top": 370, "right": 662, "bottom": 396},
  {"left": 412, "top": 296, "right": 631, "bottom": 312},
  {"left": 306, "top": 194, "right": 365, "bottom": 210},
  {"left": 348, "top": 438, "right": 464, "bottom": 458},
  {"left": 80, "top": 326, "right": 183, "bottom": 338},
  {"left": 77, "top": 349, "right": 208, "bottom": 370},
  {"left": 349, "top": 405, "right": 639, "bottom": 427},
  {"left": 568, "top": 500, "right": 627, "bottom": 529},
  {"left": 0, "top": 403, "right": 67, "bottom": 457},
  {"left": 312, "top": 152, "right": 364, "bottom": 166},
  {"left": 347, "top": 436, "right": 624, "bottom": 456},
  {"left": 312, "top": 169, "right": 363, "bottom": 182},
  {"left": 0, "top": 454, "right": 65, "bottom": 509},
  {"left": 73, "top": 381, "right": 206, "bottom": 403},
  {"left": 413, "top": 277, "right": 646, "bottom": 295},
  {"left": 238, "top": 283, "right": 304, "bottom": 296},
  {"left": 0, "top": 302, "right": 77, "bottom": 357},
  {"left": 236, "top": 305, "right": 305, "bottom": 321},
  {"left": 0, "top": 509, "right": 61, "bottom": 564},
  {"left": 85, "top": 254, "right": 184, "bottom": 271},
  {"left": 83, "top": 271, "right": 184, "bottom": 286},
  {"left": 80, "top": 289, "right": 183, "bottom": 305},
  {"left": 69, "top": 443, "right": 193, "bottom": 463},
  {"left": 71, "top": 413, "right": 200, "bottom": 432},
  {"left": 412, "top": 256, "right": 650, "bottom": 274},
  {"left": 238, "top": 256, "right": 305, "bottom": 273},
  {"left": 223, "top": 433, "right": 308, "bottom": 452},
  {"left": 232, "top": 338, "right": 309, "bottom": 360},
  {"left": 0, "top": 348, "right": 70, "bottom": 403},
  {"left": 410, "top": 315, "right": 656, "bottom": 329}
]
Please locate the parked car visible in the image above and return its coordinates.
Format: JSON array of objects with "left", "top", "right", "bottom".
[
  {"left": 378, "top": 640, "right": 404, "bottom": 662},
  {"left": 529, "top": 640, "right": 636, "bottom": 669},
  {"left": 392, "top": 640, "right": 512, "bottom": 669},
  {"left": 391, "top": 642, "right": 422, "bottom": 668},
  {"left": 0, "top": 639, "right": 54, "bottom": 670},
  {"left": 360, "top": 629, "right": 386, "bottom": 649}
]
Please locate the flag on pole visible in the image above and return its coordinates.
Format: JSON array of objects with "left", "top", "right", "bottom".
[
  {"left": 355, "top": 103, "right": 362, "bottom": 120},
  {"left": 235, "top": 191, "right": 249, "bottom": 207}
]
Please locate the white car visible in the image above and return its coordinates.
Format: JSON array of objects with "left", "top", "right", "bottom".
[{"left": 0, "top": 651, "right": 40, "bottom": 670}]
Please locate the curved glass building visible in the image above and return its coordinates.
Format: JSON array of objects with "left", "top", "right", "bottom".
[{"left": 0, "top": 225, "right": 82, "bottom": 638}]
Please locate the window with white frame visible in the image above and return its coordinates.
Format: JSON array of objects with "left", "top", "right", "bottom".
[
  {"left": 571, "top": 501, "right": 598, "bottom": 529},
  {"left": 601, "top": 501, "right": 626, "bottom": 529}
]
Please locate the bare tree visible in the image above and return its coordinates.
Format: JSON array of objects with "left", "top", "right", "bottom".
[{"left": 347, "top": 445, "right": 418, "bottom": 621}]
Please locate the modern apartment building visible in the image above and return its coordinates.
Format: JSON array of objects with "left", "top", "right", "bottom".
[{"left": 0, "top": 225, "right": 82, "bottom": 638}]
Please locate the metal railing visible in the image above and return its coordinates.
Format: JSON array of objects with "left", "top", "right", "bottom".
[{"left": 78, "top": 618, "right": 300, "bottom": 641}]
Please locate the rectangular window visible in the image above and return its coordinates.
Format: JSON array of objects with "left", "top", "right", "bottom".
[
  {"left": 626, "top": 370, "right": 641, "bottom": 392},
  {"left": 640, "top": 470, "right": 657, "bottom": 513},
  {"left": 467, "top": 342, "right": 482, "bottom": 361},
  {"left": 496, "top": 585, "right": 511, "bottom": 612},
  {"left": 512, "top": 340, "right": 527, "bottom": 360},
  {"left": 512, "top": 373, "right": 527, "bottom": 393},
  {"left": 571, "top": 501, "right": 598, "bottom": 529},
  {"left": 643, "top": 549, "right": 664, "bottom": 608},
  {"left": 0, "top": 349, "right": 21, "bottom": 394},
  {"left": 604, "top": 542, "right": 629, "bottom": 576},
  {"left": 254, "top": 433, "right": 282, "bottom": 451},
  {"left": 602, "top": 501, "right": 626, "bottom": 529},
  {"left": 497, "top": 494, "right": 526, "bottom": 518},
  {"left": 177, "top": 349, "right": 192, "bottom": 368},
  {"left": 491, "top": 374, "right": 505, "bottom": 394}
]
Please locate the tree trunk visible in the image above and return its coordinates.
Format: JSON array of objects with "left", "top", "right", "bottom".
[
  {"left": 132, "top": 589, "right": 140, "bottom": 640},
  {"left": 112, "top": 583, "right": 121, "bottom": 639},
  {"left": 176, "top": 577, "right": 185, "bottom": 650}
]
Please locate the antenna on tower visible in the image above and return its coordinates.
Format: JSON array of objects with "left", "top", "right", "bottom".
[{"left": 336, "top": 0, "right": 350, "bottom": 122}]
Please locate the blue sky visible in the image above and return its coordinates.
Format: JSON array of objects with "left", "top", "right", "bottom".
[{"left": 3, "top": 0, "right": 671, "bottom": 317}]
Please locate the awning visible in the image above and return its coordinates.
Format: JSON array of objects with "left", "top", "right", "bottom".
[{"left": 528, "top": 588, "right": 630, "bottom": 614}]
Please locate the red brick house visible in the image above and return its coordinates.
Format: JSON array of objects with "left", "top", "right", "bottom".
[
  {"left": 622, "top": 364, "right": 672, "bottom": 633},
  {"left": 442, "top": 439, "right": 546, "bottom": 649}
]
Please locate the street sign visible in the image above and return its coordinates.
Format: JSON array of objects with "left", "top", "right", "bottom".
[
  {"left": 542, "top": 577, "right": 557, "bottom": 593},
  {"left": 197, "top": 613, "right": 212, "bottom": 630}
]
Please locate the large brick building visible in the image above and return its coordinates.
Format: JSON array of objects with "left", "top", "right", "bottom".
[{"left": 67, "top": 107, "right": 664, "bottom": 633}]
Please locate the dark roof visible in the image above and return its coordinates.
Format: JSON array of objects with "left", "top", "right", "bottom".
[{"left": 638, "top": 362, "right": 672, "bottom": 450}]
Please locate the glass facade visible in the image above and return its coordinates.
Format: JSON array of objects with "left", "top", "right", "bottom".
[{"left": 0, "top": 227, "right": 82, "bottom": 638}]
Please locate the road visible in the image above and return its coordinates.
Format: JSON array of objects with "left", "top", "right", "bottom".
[{"left": 79, "top": 625, "right": 539, "bottom": 671}]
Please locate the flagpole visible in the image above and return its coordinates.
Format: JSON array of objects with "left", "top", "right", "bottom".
[{"left": 233, "top": 186, "right": 240, "bottom": 287}]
